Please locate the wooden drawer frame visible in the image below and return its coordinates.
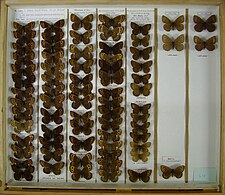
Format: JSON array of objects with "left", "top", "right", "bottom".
[{"left": 0, "top": 0, "right": 225, "bottom": 194}]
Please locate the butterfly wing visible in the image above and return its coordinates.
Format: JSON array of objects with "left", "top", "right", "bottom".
[
  {"left": 128, "top": 169, "right": 139, "bottom": 182},
  {"left": 160, "top": 165, "right": 172, "bottom": 179},
  {"left": 82, "top": 14, "right": 94, "bottom": 30},
  {"left": 162, "top": 15, "right": 173, "bottom": 31},
  {"left": 205, "top": 15, "right": 216, "bottom": 32},
  {"left": 194, "top": 36, "right": 205, "bottom": 51},
  {"left": 174, "top": 15, "right": 184, "bottom": 31},
  {"left": 140, "top": 170, "right": 152, "bottom": 182},
  {"left": 162, "top": 34, "right": 173, "bottom": 51},
  {"left": 205, "top": 36, "right": 216, "bottom": 51},
  {"left": 130, "top": 47, "right": 140, "bottom": 60},
  {"left": 174, "top": 34, "right": 184, "bottom": 51},
  {"left": 193, "top": 15, "right": 205, "bottom": 32},
  {"left": 173, "top": 165, "right": 185, "bottom": 178}
]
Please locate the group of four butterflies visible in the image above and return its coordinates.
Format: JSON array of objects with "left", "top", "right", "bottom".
[
  {"left": 10, "top": 21, "right": 37, "bottom": 181},
  {"left": 39, "top": 19, "right": 66, "bottom": 175},
  {"left": 162, "top": 14, "right": 217, "bottom": 51}
]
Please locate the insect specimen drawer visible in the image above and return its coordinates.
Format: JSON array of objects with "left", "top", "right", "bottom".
[{"left": 0, "top": 0, "right": 224, "bottom": 193}]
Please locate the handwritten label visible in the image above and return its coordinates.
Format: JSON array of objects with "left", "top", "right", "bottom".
[
  {"left": 168, "top": 54, "right": 178, "bottom": 57},
  {"left": 197, "top": 54, "right": 208, "bottom": 58},
  {"left": 193, "top": 167, "right": 217, "bottom": 183},
  {"left": 162, "top": 156, "right": 181, "bottom": 164}
]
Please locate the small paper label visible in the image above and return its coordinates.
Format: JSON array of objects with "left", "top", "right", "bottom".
[
  {"left": 193, "top": 167, "right": 217, "bottom": 183},
  {"left": 162, "top": 156, "right": 181, "bottom": 164}
]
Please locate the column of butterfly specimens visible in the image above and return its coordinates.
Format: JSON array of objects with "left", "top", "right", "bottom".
[
  {"left": 188, "top": 8, "right": 219, "bottom": 182},
  {"left": 9, "top": 21, "right": 38, "bottom": 181},
  {"left": 96, "top": 8, "right": 125, "bottom": 183},
  {"left": 126, "top": 9, "right": 154, "bottom": 184},
  {"left": 68, "top": 9, "right": 96, "bottom": 183},
  {"left": 158, "top": 9, "right": 186, "bottom": 182},
  {"left": 38, "top": 19, "right": 66, "bottom": 180}
]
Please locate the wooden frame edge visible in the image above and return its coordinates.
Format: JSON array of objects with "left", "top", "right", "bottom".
[{"left": 0, "top": 0, "right": 224, "bottom": 194}]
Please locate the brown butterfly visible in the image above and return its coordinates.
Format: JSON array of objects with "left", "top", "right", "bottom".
[
  {"left": 12, "top": 106, "right": 33, "bottom": 121},
  {"left": 98, "top": 25, "right": 124, "bottom": 41},
  {"left": 10, "top": 120, "right": 33, "bottom": 133},
  {"left": 40, "top": 94, "right": 65, "bottom": 109},
  {"left": 13, "top": 28, "right": 36, "bottom": 39},
  {"left": 69, "top": 59, "right": 93, "bottom": 74},
  {"left": 99, "top": 59, "right": 122, "bottom": 74},
  {"left": 70, "top": 136, "right": 95, "bottom": 152},
  {"left": 162, "top": 15, "right": 184, "bottom": 31},
  {"left": 132, "top": 74, "right": 151, "bottom": 84},
  {"left": 130, "top": 47, "right": 152, "bottom": 60},
  {"left": 69, "top": 94, "right": 94, "bottom": 109},
  {"left": 70, "top": 111, "right": 92, "bottom": 123},
  {"left": 98, "top": 106, "right": 124, "bottom": 120},
  {"left": 70, "top": 30, "right": 92, "bottom": 44},
  {"left": 128, "top": 169, "right": 152, "bottom": 183},
  {"left": 98, "top": 96, "right": 123, "bottom": 109},
  {"left": 98, "top": 159, "right": 122, "bottom": 169},
  {"left": 42, "top": 83, "right": 65, "bottom": 97},
  {"left": 41, "top": 107, "right": 64, "bottom": 124},
  {"left": 41, "top": 124, "right": 63, "bottom": 139},
  {"left": 194, "top": 36, "right": 216, "bottom": 51},
  {"left": 70, "top": 73, "right": 93, "bottom": 87},
  {"left": 42, "top": 26, "right": 64, "bottom": 39},
  {"left": 10, "top": 157, "right": 33, "bottom": 168},
  {"left": 11, "top": 134, "right": 34, "bottom": 148},
  {"left": 131, "top": 121, "right": 150, "bottom": 131},
  {"left": 11, "top": 64, "right": 35, "bottom": 78},
  {"left": 99, "top": 68, "right": 124, "bottom": 86},
  {"left": 193, "top": 15, "right": 216, "bottom": 32},
  {"left": 71, "top": 14, "right": 93, "bottom": 30},
  {"left": 131, "top": 113, "right": 150, "bottom": 123},
  {"left": 130, "top": 83, "right": 152, "bottom": 96},
  {"left": 12, "top": 40, "right": 35, "bottom": 51},
  {"left": 40, "top": 19, "right": 65, "bottom": 30},
  {"left": 10, "top": 97, "right": 35, "bottom": 109},
  {"left": 98, "top": 148, "right": 122, "bottom": 158},
  {"left": 70, "top": 153, "right": 92, "bottom": 167},
  {"left": 11, "top": 144, "right": 34, "bottom": 159},
  {"left": 131, "top": 34, "right": 150, "bottom": 47},
  {"left": 40, "top": 147, "right": 64, "bottom": 162},
  {"left": 11, "top": 86, "right": 34, "bottom": 97},
  {"left": 70, "top": 44, "right": 93, "bottom": 60},
  {"left": 70, "top": 83, "right": 93, "bottom": 96},
  {"left": 70, "top": 119, "right": 94, "bottom": 135},
  {"left": 70, "top": 165, "right": 92, "bottom": 181},
  {"left": 131, "top": 103, "right": 151, "bottom": 114},
  {"left": 41, "top": 49, "right": 64, "bottom": 62},
  {"left": 131, "top": 22, "right": 151, "bottom": 35},
  {"left": 99, "top": 169, "right": 120, "bottom": 182},
  {"left": 11, "top": 164, "right": 34, "bottom": 181},
  {"left": 98, "top": 129, "right": 122, "bottom": 142},
  {"left": 12, "top": 74, "right": 36, "bottom": 88},
  {"left": 40, "top": 160, "right": 64, "bottom": 175},
  {"left": 99, "top": 14, "right": 125, "bottom": 28},
  {"left": 98, "top": 140, "right": 122, "bottom": 151},
  {"left": 130, "top": 149, "right": 150, "bottom": 162},
  {"left": 41, "top": 61, "right": 65, "bottom": 72},
  {"left": 13, "top": 48, "right": 35, "bottom": 60},
  {"left": 99, "top": 52, "right": 123, "bottom": 63},
  {"left": 98, "top": 87, "right": 123, "bottom": 99},
  {"left": 98, "top": 117, "right": 122, "bottom": 131},
  {"left": 13, "top": 21, "right": 35, "bottom": 32},
  {"left": 41, "top": 39, "right": 65, "bottom": 50},
  {"left": 99, "top": 41, "right": 123, "bottom": 55},
  {"left": 162, "top": 34, "right": 184, "bottom": 51},
  {"left": 130, "top": 142, "right": 151, "bottom": 154},
  {"left": 39, "top": 135, "right": 64, "bottom": 150},
  {"left": 130, "top": 131, "right": 151, "bottom": 143},
  {"left": 160, "top": 165, "right": 185, "bottom": 179}
]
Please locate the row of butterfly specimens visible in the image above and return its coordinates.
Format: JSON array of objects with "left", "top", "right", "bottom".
[
  {"left": 126, "top": 9, "right": 154, "bottom": 183},
  {"left": 96, "top": 8, "right": 126, "bottom": 183},
  {"left": 67, "top": 9, "right": 97, "bottom": 182},
  {"left": 9, "top": 21, "right": 38, "bottom": 181}
]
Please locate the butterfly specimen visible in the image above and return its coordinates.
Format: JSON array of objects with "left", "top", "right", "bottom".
[
  {"left": 11, "top": 144, "right": 34, "bottom": 159},
  {"left": 98, "top": 106, "right": 124, "bottom": 120},
  {"left": 69, "top": 59, "right": 93, "bottom": 74},
  {"left": 98, "top": 159, "right": 122, "bottom": 170},
  {"left": 13, "top": 21, "right": 35, "bottom": 33},
  {"left": 40, "top": 160, "right": 64, "bottom": 175},
  {"left": 131, "top": 113, "right": 150, "bottom": 123},
  {"left": 41, "top": 39, "right": 65, "bottom": 50},
  {"left": 131, "top": 103, "right": 151, "bottom": 114},
  {"left": 11, "top": 63, "right": 35, "bottom": 77},
  {"left": 99, "top": 169, "right": 120, "bottom": 182},
  {"left": 41, "top": 125, "right": 63, "bottom": 139},
  {"left": 11, "top": 87, "right": 35, "bottom": 99},
  {"left": 70, "top": 119, "right": 94, "bottom": 135},
  {"left": 98, "top": 96, "right": 123, "bottom": 109},
  {"left": 98, "top": 148, "right": 122, "bottom": 159},
  {"left": 12, "top": 74, "right": 35, "bottom": 88},
  {"left": 10, "top": 120, "right": 33, "bottom": 133},
  {"left": 70, "top": 136, "right": 95, "bottom": 152},
  {"left": 11, "top": 164, "right": 34, "bottom": 181},
  {"left": 70, "top": 30, "right": 92, "bottom": 44},
  {"left": 162, "top": 15, "right": 184, "bottom": 31},
  {"left": 128, "top": 169, "right": 152, "bottom": 183},
  {"left": 132, "top": 74, "right": 151, "bottom": 84},
  {"left": 131, "top": 60, "right": 152, "bottom": 73},
  {"left": 40, "top": 147, "right": 64, "bottom": 162},
  {"left": 99, "top": 14, "right": 125, "bottom": 28},
  {"left": 99, "top": 41, "right": 123, "bottom": 55},
  {"left": 70, "top": 74, "right": 93, "bottom": 87},
  {"left": 131, "top": 34, "right": 150, "bottom": 47},
  {"left": 71, "top": 14, "right": 94, "bottom": 30},
  {"left": 12, "top": 106, "right": 33, "bottom": 121},
  {"left": 98, "top": 140, "right": 122, "bottom": 151},
  {"left": 131, "top": 22, "right": 151, "bottom": 35},
  {"left": 160, "top": 165, "right": 185, "bottom": 179},
  {"left": 193, "top": 15, "right": 216, "bottom": 32},
  {"left": 42, "top": 83, "right": 65, "bottom": 97},
  {"left": 130, "top": 147, "right": 150, "bottom": 162},
  {"left": 98, "top": 129, "right": 122, "bottom": 142},
  {"left": 193, "top": 36, "right": 216, "bottom": 51},
  {"left": 40, "top": 94, "right": 65, "bottom": 109},
  {"left": 98, "top": 87, "right": 123, "bottom": 99},
  {"left": 70, "top": 111, "right": 92, "bottom": 124},
  {"left": 11, "top": 134, "right": 34, "bottom": 148},
  {"left": 70, "top": 153, "right": 92, "bottom": 167},
  {"left": 70, "top": 44, "right": 93, "bottom": 60},
  {"left": 70, "top": 165, "right": 92, "bottom": 181},
  {"left": 69, "top": 94, "right": 94, "bottom": 109},
  {"left": 99, "top": 68, "right": 124, "bottom": 86},
  {"left": 130, "top": 83, "right": 152, "bottom": 96},
  {"left": 130, "top": 47, "right": 152, "bottom": 60},
  {"left": 41, "top": 71, "right": 64, "bottom": 84},
  {"left": 98, "top": 24, "right": 124, "bottom": 41},
  {"left": 130, "top": 131, "right": 151, "bottom": 143},
  {"left": 40, "top": 19, "right": 65, "bottom": 30},
  {"left": 39, "top": 135, "right": 64, "bottom": 150},
  {"left": 41, "top": 108, "right": 63, "bottom": 124},
  {"left": 10, "top": 157, "right": 33, "bottom": 168},
  {"left": 162, "top": 34, "right": 184, "bottom": 51}
]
